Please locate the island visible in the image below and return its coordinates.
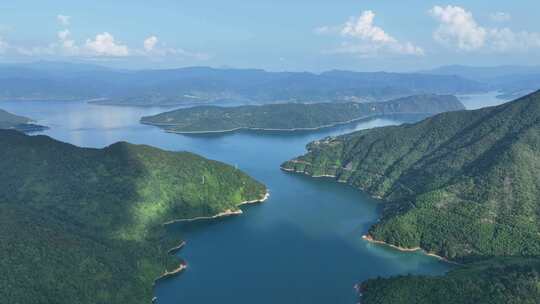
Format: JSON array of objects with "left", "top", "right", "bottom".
[
  {"left": 0, "top": 108, "right": 48, "bottom": 132},
  {"left": 282, "top": 90, "right": 540, "bottom": 303},
  {"left": 140, "top": 94, "right": 465, "bottom": 134},
  {"left": 0, "top": 129, "right": 267, "bottom": 304}
]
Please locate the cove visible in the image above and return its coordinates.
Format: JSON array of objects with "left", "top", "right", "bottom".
[{"left": 0, "top": 100, "right": 453, "bottom": 304}]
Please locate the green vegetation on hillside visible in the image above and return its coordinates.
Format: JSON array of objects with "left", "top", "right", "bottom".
[
  {"left": 141, "top": 94, "right": 464, "bottom": 133},
  {"left": 0, "top": 108, "right": 47, "bottom": 132},
  {"left": 282, "top": 90, "right": 540, "bottom": 303},
  {"left": 0, "top": 130, "right": 266, "bottom": 304},
  {"left": 360, "top": 258, "right": 540, "bottom": 304}
]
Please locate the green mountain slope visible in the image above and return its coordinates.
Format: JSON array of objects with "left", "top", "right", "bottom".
[
  {"left": 282, "top": 91, "right": 540, "bottom": 303},
  {"left": 141, "top": 94, "right": 464, "bottom": 133},
  {"left": 0, "top": 130, "right": 267, "bottom": 304},
  {"left": 359, "top": 257, "right": 540, "bottom": 304},
  {"left": 0, "top": 108, "right": 47, "bottom": 132},
  {"left": 283, "top": 91, "right": 540, "bottom": 259}
]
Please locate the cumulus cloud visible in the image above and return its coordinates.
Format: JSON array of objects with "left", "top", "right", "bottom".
[
  {"left": 341, "top": 11, "right": 396, "bottom": 43},
  {"left": 430, "top": 5, "right": 540, "bottom": 52},
  {"left": 57, "top": 14, "right": 71, "bottom": 26},
  {"left": 84, "top": 32, "right": 129, "bottom": 57},
  {"left": 490, "top": 12, "right": 511, "bottom": 23},
  {"left": 1, "top": 16, "right": 207, "bottom": 60},
  {"left": 143, "top": 36, "right": 158, "bottom": 52},
  {"left": 429, "top": 5, "right": 486, "bottom": 51},
  {"left": 316, "top": 10, "right": 424, "bottom": 57}
]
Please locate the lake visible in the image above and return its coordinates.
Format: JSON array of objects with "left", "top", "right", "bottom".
[
  {"left": 458, "top": 91, "right": 511, "bottom": 110},
  {"left": 0, "top": 100, "right": 453, "bottom": 304}
]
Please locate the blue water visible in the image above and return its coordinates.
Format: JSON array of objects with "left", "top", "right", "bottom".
[
  {"left": 458, "top": 91, "right": 511, "bottom": 110},
  {"left": 0, "top": 100, "right": 452, "bottom": 304}
]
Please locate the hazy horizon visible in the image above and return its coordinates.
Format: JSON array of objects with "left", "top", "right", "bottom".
[
  {"left": 3, "top": 59, "right": 540, "bottom": 74},
  {"left": 1, "top": 1, "right": 539, "bottom": 71}
]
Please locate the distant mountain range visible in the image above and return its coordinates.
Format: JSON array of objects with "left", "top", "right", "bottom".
[
  {"left": 0, "top": 61, "right": 484, "bottom": 105},
  {"left": 422, "top": 65, "right": 540, "bottom": 99},
  {"left": 2, "top": 61, "right": 539, "bottom": 106}
]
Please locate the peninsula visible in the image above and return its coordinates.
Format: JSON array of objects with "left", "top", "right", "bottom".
[
  {"left": 0, "top": 130, "right": 267, "bottom": 304},
  {"left": 282, "top": 90, "right": 540, "bottom": 303},
  {"left": 140, "top": 94, "right": 464, "bottom": 133},
  {"left": 0, "top": 108, "right": 47, "bottom": 132}
]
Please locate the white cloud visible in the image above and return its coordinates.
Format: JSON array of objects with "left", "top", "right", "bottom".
[
  {"left": 58, "top": 29, "right": 70, "bottom": 41},
  {"left": 429, "top": 5, "right": 486, "bottom": 51},
  {"left": 430, "top": 5, "right": 540, "bottom": 53},
  {"left": 0, "top": 16, "right": 206, "bottom": 61},
  {"left": 317, "top": 10, "right": 424, "bottom": 57},
  {"left": 84, "top": 32, "right": 129, "bottom": 57},
  {"left": 143, "top": 36, "right": 158, "bottom": 52},
  {"left": 489, "top": 28, "right": 540, "bottom": 52},
  {"left": 57, "top": 15, "right": 71, "bottom": 26},
  {"left": 490, "top": 12, "right": 511, "bottom": 23},
  {"left": 341, "top": 11, "right": 395, "bottom": 43},
  {"left": 57, "top": 29, "right": 78, "bottom": 54}
]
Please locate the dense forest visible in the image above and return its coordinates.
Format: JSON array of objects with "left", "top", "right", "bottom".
[
  {"left": 0, "top": 108, "right": 47, "bottom": 132},
  {"left": 141, "top": 94, "right": 464, "bottom": 133},
  {"left": 282, "top": 90, "right": 540, "bottom": 303},
  {"left": 0, "top": 130, "right": 267, "bottom": 304},
  {"left": 360, "top": 258, "right": 540, "bottom": 304}
]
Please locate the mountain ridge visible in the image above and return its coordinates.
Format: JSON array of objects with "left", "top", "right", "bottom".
[{"left": 0, "top": 62, "right": 484, "bottom": 104}]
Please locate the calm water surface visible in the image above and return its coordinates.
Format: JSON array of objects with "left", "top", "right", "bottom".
[
  {"left": 458, "top": 91, "right": 511, "bottom": 110},
  {"left": 1, "top": 100, "right": 453, "bottom": 304}
]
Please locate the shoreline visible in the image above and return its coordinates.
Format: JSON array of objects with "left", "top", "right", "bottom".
[
  {"left": 141, "top": 112, "right": 436, "bottom": 135},
  {"left": 167, "top": 241, "right": 186, "bottom": 255},
  {"left": 281, "top": 166, "right": 458, "bottom": 265},
  {"left": 155, "top": 261, "right": 188, "bottom": 281},
  {"left": 362, "top": 235, "right": 460, "bottom": 264},
  {"left": 280, "top": 166, "right": 350, "bottom": 185},
  {"left": 153, "top": 190, "right": 270, "bottom": 303},
  {"left": 163, "top": 191, "right": 270, "bottom": 225}
]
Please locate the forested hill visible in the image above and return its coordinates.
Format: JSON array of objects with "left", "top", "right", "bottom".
[
  {"left": 282, "top": 90, "right": 540, "bottom": 303},
  {"left": 0, "top": 130, "right": 267, "bottom": 304},
  {"left": 141, "top": 94, "right": 464, "bottom": 133},
  {"left": 359, "top": 257, "right": 540, "bottom": 304},
  {"left": 0, "top": 108, "right": 47, "bottom": 132}
]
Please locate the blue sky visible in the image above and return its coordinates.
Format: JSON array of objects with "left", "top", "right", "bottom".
[{"left": 1, "top": 0, "right": 539, "bottom": 71}]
